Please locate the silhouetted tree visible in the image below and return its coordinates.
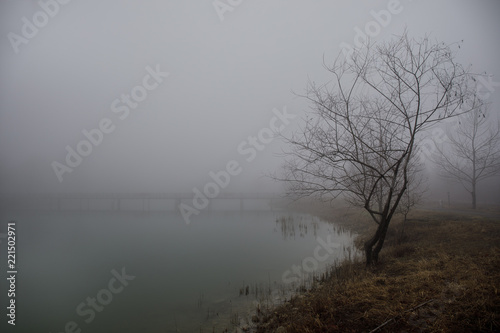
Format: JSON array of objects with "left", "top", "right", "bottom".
[{"left": 277, "top": 32, "right": 482, "bottom": 265}]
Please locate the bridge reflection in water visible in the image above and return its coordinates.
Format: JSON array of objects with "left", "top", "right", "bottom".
[{"left": 1, "top": 193, "right": 285, "bottom": 212}]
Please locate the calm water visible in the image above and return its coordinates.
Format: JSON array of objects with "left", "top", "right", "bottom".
[{"left": 0, "top": 210, "right": 356, "bottom": 332}]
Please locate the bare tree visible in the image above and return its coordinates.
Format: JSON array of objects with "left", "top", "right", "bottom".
[
  {"left": 277, "top": 32, "right": 481, "bottom": 265},
  {"left": 432, "top": 107, "right": 500, "bottom": 209}
]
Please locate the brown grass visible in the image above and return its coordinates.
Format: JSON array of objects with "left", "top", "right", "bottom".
[{"left": 253, "top": 207, "right": 500, "bottom": 333}]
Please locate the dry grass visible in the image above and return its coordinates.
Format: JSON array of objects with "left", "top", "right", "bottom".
[{"left": 254, "top": 207, "right": 500, "bottom": 333}]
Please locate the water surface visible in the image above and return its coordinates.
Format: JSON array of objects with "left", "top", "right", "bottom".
[{"left": 0, "top": 210, "right": 356, "bottom": 332}]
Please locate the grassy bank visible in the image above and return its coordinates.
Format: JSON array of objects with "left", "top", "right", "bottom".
[{"left": 253, "top": 206, "right": 500, "bottom": 332}]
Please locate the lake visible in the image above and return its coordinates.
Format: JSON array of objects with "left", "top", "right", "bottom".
[{"left": 0, "top": 210, "right": 356, "bottom": 332}]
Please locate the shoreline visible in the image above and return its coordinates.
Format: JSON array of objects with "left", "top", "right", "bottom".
[{"left": 245, "top": 203, "right": 500, "bottom": 332}]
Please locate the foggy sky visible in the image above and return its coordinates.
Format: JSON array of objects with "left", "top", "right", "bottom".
[{"left": 1, "top": 0, "right": 499, "bottom": 199}]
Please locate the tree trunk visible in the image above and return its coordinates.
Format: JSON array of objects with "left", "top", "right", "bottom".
[
  {"left": 364, "top": 230, "right": 379, "bottom": 266},
  {"left": 364, "top": 242, "right": 373, "bottom": 266},
  {"left": 364, "top": 218, "right": 390, "bottom": 265},
  {"left": 472, "top": 180, "right": 476, "bottom": 209},
  {"left": 372, "top": 220, "right": 390, "bottom": 262}
]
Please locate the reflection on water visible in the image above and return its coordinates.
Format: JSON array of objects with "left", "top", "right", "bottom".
[
  {"left": 275, "top": 215, "right": 320, "bottom": 239},
  {"left": 0, "top": 210, "right": 357, "bottom": 333}
]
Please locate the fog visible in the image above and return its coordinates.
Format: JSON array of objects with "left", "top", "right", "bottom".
[
  {"left": 1, "top": 0, "right": 499, "bottom": 201},
  {"left": 1, "top": 2, "right": 500, "bottom": 332}
]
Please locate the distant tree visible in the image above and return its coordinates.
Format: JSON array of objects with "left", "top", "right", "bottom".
[
  {"left": 432, "top": 106, "right": 500, "bottom": 209},
  {"left": 276, "top": 32, "right": 482, "bottom": 265},
  {"left": 395, "top": 156, "right": 426, "bottom": 241}
]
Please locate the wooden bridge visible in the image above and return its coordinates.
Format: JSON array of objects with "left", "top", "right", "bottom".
[{"left": 0, "top": 192, "right": 285, "bottom": 212}]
